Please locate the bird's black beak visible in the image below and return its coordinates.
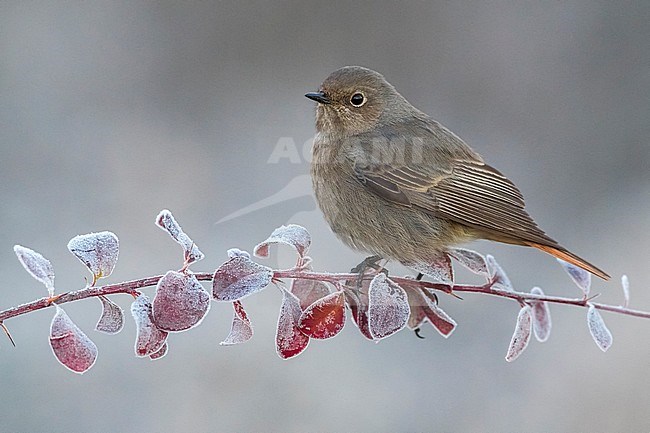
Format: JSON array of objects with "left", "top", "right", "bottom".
[{"left": 305, "top": 91, "right": 331, "bottom": 105}]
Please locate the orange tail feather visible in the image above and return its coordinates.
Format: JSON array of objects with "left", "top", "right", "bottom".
[{"left": 527, "top": 242, "right": 610, "bottom": 280}]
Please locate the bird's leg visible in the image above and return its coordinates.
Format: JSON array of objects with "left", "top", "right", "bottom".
[
  {"left": 350, "top": 255, "right": 386, "bottom": 290},
  {"left": 412, "top": 272, "right": 441, "bottom": 339},
  {"left": 413, "top": 272, "right": 426, "bottom": 339}
]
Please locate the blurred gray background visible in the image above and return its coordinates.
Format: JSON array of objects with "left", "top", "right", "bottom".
[{"left": 1, "top": 1, "right": 649, "bottom": 432}]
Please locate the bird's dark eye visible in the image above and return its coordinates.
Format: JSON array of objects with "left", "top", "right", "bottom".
[{"left": 350, "top": 92, "right": 365, "bottom": 107}]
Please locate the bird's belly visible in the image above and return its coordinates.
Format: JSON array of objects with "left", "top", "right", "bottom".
[{"left": 312, "top": 167, "right": 475, "bottom": 263}]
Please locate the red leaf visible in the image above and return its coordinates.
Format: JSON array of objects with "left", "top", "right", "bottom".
[
  {"left": 291, "top": 278, "right": 331, "bottom": 310},
  {"left": 276, "top": 289, "right": 310, "bottom": 359},
  {"left": 149, "top": 342, "right": 168, "bottom": 360},
  {"left": 95, "top": 295, "right": 124, "bottom": 334},
  {"left": 253, "top": 224, "right": 311, "bottom": 258},
  {"left": 49, "top": 306, "right": 98, "bottom": 374},
  {"left": 345, "top": 290, "right": 373, "bottom": 341},
  {"left": 298, "top": 291, "right": 345, "bottom": 339},
  {"left": 212, "top": 256, "right": 273, "bottom": 301},
  {"left": 505, "top": 306, "right": 532, "bottom": 362},
  {"left": 152, "top": 271, "right": 211, "bottom": 332},
  {"left": 405, "top": 288, "right": 456, "bottom": 337},
  {"left": 221, "top": 301, "right": 254, "bottom": 345},
  {"left": 367, "top": 274, "right": 409, "bottom": 340},
  {"left": 131, "top": 294, "right": 168, "bottom": 357}
]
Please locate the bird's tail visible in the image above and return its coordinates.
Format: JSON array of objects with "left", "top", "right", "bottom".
[{"left": 527, "top": 242, "right": 610, "bottom": 280}]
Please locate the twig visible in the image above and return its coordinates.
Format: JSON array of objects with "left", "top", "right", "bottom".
[{"left": 1, "top": 269, "right": 648, "bottom": 327}]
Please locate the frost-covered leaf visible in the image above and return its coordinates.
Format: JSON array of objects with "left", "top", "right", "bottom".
[
  {"left": 276, "top": 289, "right": 310, "bottom": 359},
  {"left": 405, "top": 288, "right": 456, "bottom": 337},
  {"left": 227, "top": 248, "right": 250, "bottom": 259},
  {"left": 131, "top": 294, "right": 168, "bottom": 357},
  {"left": 298, "top": 291, "right": 345, "bottom": 339},
  {"left": 486, "top": 255, "right": 513, "bottom": 292},
  {"left": 448, "top": 248, "right": 489, "bottom": 277},
  {"left": 291, "top": 279, "right": 331, "bottom": 310},
  {"left": 403, "top": 252, "right": 453, "bottom": 285},
  {"left": 367, "top": 274, "right": 410, "bottom": 340},
  {"left": 156, "top": 209, "right": 204, "bottom": 265},
  {"left": 529, "top": 287, "right": 551, "bottom": 342},
  {"left": 212, "top": 256, "right": 273, "bottom": 301},
  {"left": 149, "top": 342, "right": 168, "bottom": 360},
  {"left": 253, "top": 224, "right": 311, "bottom": 258},
  {"left": 505, "top": 306, "right": 532, "bottom": 362},
  {"left": 49, "top": 305, "right": 98, "bottom": 374},
  {"left": 221, "top": 301, "right": 254, "bottom": 345},
  {"left": 558, "top": 259, "right": 591, "bottom": 297},
  {"left": 587, "top": 304, "right": 613, "bottom": 352},
  {"left": 14, "top": 245, "right": 55, "bottom": 295},
  {"left": 152, "top": 271, "right": 211, "bottom": 332},
  {"left": 621, "top": 275, "right": 630, "bottom": 308},
  {"left": 67, "top": 231, "right": 119, "bottom": 282},
  {"left": 345, "top": 289, "right": 373, "bottom": 341},
  {"left": 95, "top": 295, "right": 124, "bottom": 334}
]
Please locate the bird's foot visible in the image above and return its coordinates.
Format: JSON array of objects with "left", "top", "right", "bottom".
[{"left": 350, "top": 255, "right": 387, "bottom": 290}]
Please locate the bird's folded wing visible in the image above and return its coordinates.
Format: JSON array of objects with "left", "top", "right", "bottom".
[{"left": 354, "top": 159, "right": 559, "bottom": 247}]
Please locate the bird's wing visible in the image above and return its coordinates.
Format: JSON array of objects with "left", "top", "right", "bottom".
[{"left": 354, "top": 157, "right": 559, "bottom": 247}]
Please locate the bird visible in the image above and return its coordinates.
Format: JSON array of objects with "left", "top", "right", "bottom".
[{"left": 305, "top": 66, "right": 609, "bottom": 280}]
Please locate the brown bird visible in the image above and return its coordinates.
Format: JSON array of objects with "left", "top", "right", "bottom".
[{"left": 306, "top": 66, "right": 609, "bottom": 280}]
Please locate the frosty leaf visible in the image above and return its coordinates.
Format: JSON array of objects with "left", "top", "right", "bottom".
[
  {"left": 212, "top": 256, "right": 273, "bottom": 302},
  {"left": 149, "top": 342, "right": 168, "bottom": 361},
  {"left": 558, "top": 259, "right": 591, "bottom": 297},
  {"left": 95, "top": 295, "right": 124, "bottom": 334},
  {"left": 367, "top": 274, "right": 410, "bottom": 340},
  {"left": 486, "top": 255, "right": 513, "bottom": 292},
  {"left": 505, "top": 306, "right": 532, "bottom": 362},
  {"left": 152, "top": 271, "right": 211, "bottom": 332},
  {"left": 423, "top": 295, "right": 457, "bottom": 338},
  {"left": 276, "top": 289, "right": 310, "bottom": 359},
  {"left": 13, "top": 245, "right": 55, "bottom": 295},
  {"left": 621, "top": 275, "right": 630, "bottom": 308},
  {"left": 227, "top": 248, "right": 251, "bottom": 259},
  {"left": 221, "top": 301, "right": 254, "bottom": 345},
  {"left": 345, "top": 290, "right": 373, "bottom": 341},
  {"left": 131, "top": 294, "right": 168, "bottom": 357},
  {"left": 49, "top": 305, "right": 98, "bottom": 374},
  {"left": 448, "top": 248, "right": 489, "bottom": 277},
  {"left": 291, "top": 279, "right": 331, "bottom": 310},
  {"left": 403, "top": 252, "right": 453, "bottom": 285},
  {"left": 298, "top": 291, "right": 346, "bottom": 339},
  {"left": 587, "top": 304, "right": 613, "bottom": 352},
  {"left": 529, "top": 287, "right": 551, "bottom": 342},
  {"left": 405, "top": 288, "right": 456, "bottom": 337},
  {"left": 253, "top": 224, "right": 311, "bottom": 258},
  {"left": 156, "top": 209, "right": 204, "bottom": 265},
  {"left": 67, "top": 231, "right": 119, "bottom": 282}
]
